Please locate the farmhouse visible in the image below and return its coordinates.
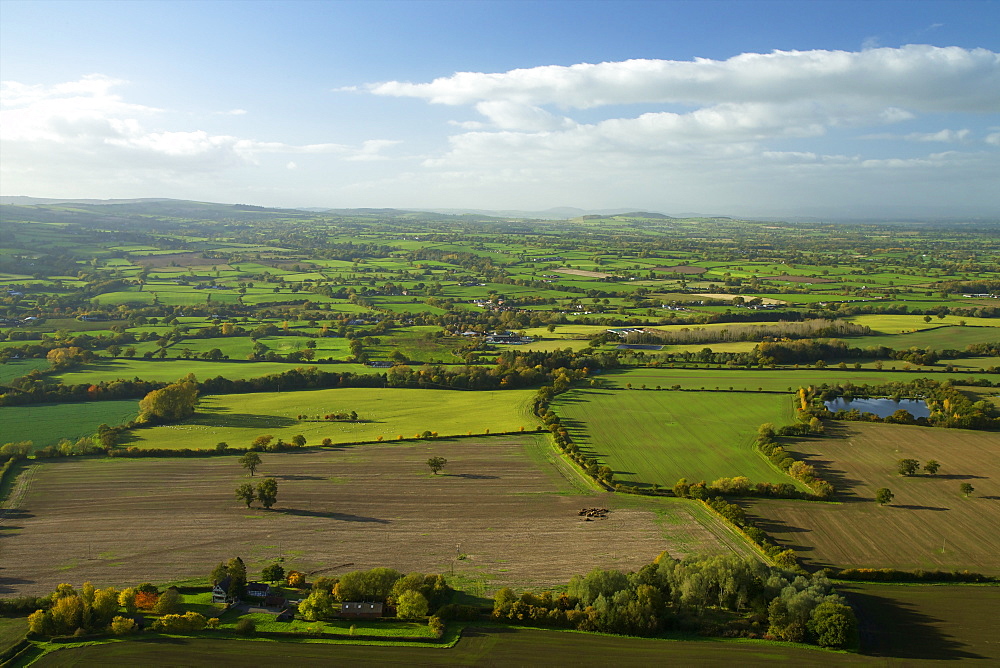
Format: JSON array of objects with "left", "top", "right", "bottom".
[
  {"left": 212, "top": 576, "right": 238, "bottom": 604},
  {"left": 340, "top": 602, "right": 384, "bottom": 619},
  {"left": 246, "top": 582, "right": 272, "bottom": 599}
]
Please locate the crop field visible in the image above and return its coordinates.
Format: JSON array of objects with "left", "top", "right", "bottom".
[
  {"left": 0, "top": 400, "right": 139, "bottom": 450},
  {"left": 552, "top": 389, "right": 798, "bottom": 487},
  {"left": 841, "top": 584, "right": 1000, "bottom": 664},
  {"left": 0, "top": 357, "right": 49, "bottom": 383},
  {"left": 845, "top": 326, "right": 1000, "bottom": 351},
  {"left": 0, "top": 616, "right": 27, "bottom": 655},
  {"left": 50, "top": 360, "right": 373, "bottom": 385},
  {"left": 600, "top": 367, "right": 996, "bottom": 392},
  {"left": 33, "top": 627, "right": 877, "bottom": 667},
  {"left": 745, "top": 423, "right": 1000, "bottom": 574},
  {"left": 0, "top": 435, "right": 757, "bottom": 597},
  {"left": 127, "top": 387, "right": 538, "bottom": 449}
]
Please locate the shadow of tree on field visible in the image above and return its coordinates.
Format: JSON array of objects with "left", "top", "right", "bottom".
[
  {"left": 277, "top": 508, "right": 390, "bottom": 523},
  {"left": 446, "top": 473, "right": 499, "bottom": 480},
  {"left": 891, "top": 504, "right": 949, "bottom": 511},
  {"left": 273, "top": 474, "right": 327, "bottom": 481},
  {"left": 930, "top": 473, "right": 987, "bottom": 481},
  {"left": 192, "top": 412, "right": 298, "bottom": 429},
  {"left": 843, "top": 587, "right": 987, "bottom": 661},
  {"left": 785, "top": 451, "right": 863, "bottom": 499},
  {"left": 0, "top": 575, "right": 36, "bottom": 595}
]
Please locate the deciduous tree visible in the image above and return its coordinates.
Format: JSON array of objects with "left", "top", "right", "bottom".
[
  {"left": 875, "top": 488, "right": 894, "bottom": 506},
  {"left": 256, "top": 477, "right": 278, "bottom": 509},
  {"left": 235, "top": 483, "right": 255, "bottom": 508},
  {"left": 427, "top": 456, "right": 447, "bottom": 475},
  {"left": 960, "top": 482, "right": 975, "bottom": 497},
  {"left": 138, "top": 381, "right": 198, "bottom": 422},
  {"left": 239, "top": 452, "right": 262, "bottom": 477},
  {"left": 923, "top": 460, "right": 940, "bottom": 475},
  {"left": 897, "top": 459, "right": 920, "bottom": 476}
]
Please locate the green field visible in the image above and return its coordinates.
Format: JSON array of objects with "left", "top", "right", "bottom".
[
  {"left": 600, "top": 367, "right": 995, "bottom": 392},
  {"left": 0, "top": 400, "right": 138, "bottom": 450},
  {"left": 0, "top": 616, "right": 27, "bottom": 656},
  {"left": 50, "top": 360, "right": 374, "bottom": 385},
  {"left": 552, "top": 389, "right": 798, "bottom": 488},
  {"left": 0, "top": 358, "right": 49, "bottom": 383},
  {"left": 128, "top": 387, "right": 538, "bottom": 449},
  {"left": 841, "top": 584, "right": 1000, "bottom": 664},
  {"left": 33, "top": 626, "right": 874, "bottom": 667}
]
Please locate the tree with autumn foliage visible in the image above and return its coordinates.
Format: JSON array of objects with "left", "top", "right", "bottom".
[{"left": 138, "top": 380, "right": 198, "bottom": 423}]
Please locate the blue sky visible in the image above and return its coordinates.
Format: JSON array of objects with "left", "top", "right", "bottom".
[{"left": 2, "top": 0, "right": 998, "bottom": 218}]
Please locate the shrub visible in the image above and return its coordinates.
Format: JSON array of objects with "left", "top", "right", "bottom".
[
  {"left": 235, "top": 617, "right": 256, "bottom": 635},
  {"left": 110, "top": 616, "right": 137, "bottom": 636}
]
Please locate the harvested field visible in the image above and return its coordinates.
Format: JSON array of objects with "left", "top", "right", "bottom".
[
  {"left": 746, "top": 423, "right": 1000, "bottom": 573},
  {"left": 0, "top": 436, "right": 757, "bottom": 597},
  {"left": 652, "top": 265, "right": 707, "bottom": 274},
  {"left": 690, "top": 293, "right": 786, "bottom": 305},
  {"left": 554, "top": 268, "right": 611, "bottom": 278}
]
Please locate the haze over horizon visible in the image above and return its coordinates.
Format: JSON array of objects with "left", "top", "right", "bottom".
[{"left": 1, "top": 0, "right": 998, "bottom": 219}]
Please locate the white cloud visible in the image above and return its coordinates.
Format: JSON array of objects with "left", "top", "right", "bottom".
[
  {"left": 355, "top": 45, "right": 999, "bottom": 215},
  {"left": 0, "top": 75, "right": 398, "bottom": 178},
  {"left": 368, "top": 45, "right": 1000, "bottom": 112},
  {"left": 986, "top": 132, "right": 1000, "bottom": 146},
  {"left": 862, "top": 128, "right": 972, "bottom": 142}
]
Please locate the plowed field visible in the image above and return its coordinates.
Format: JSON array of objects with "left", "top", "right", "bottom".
[
  {"left": 0, "top": 436, "right": 757, "bottom": 597},
  {"left": 745, "top": 423, "right": 1000, "bottom": 573}
]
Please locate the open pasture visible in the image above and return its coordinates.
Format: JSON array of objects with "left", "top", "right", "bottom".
[
  {"left": 844, "top": 326, "right": 1000, "bottom": 351},
  {"left": 599, "top": 367, "right": 995, "bottom": 393},
  {"left": 0, "top": 400, "right": 138, "bottom": 450},
  {"left": 746, "top": 423, "right": 1000, "bottom": 574},
  {"left": 50, "top": 360, "right": 373, "bottom": 385},
  {"left": 34, "top": 626, "right": 876, "bottom": 666},
  {"left": 128, "top": 387, "right": 538, "bottom": 450},
  {"left": 0, "top": 436, "right": 756, "bottom": 597},
  {"left": 552, "top": 389, "right": 798, "bottom": 487},
  {"left": 0, "top": 357, "right": 49, "bottom": 383}
]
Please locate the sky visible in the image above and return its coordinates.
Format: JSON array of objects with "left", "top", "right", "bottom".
[{"left": 1, "top": 0, "right": 999, "bottom": 219}]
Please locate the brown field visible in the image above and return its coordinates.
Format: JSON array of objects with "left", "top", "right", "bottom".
[
  {"left": 554, "top": 268, "right": 611, "bottom": 278},
  {"left": 133, "top": 252, "right": 233, "bottom": 270},
  {"left": 652, "top": 265, "right": 707, "bottom": 274},
  {"left": 690, "top": 293, "right": 786, "bottom": 305},
  {"left": 0, "top": 436, "right": 756, "bottom": 597},
  {"left": 746, "top": 423, "right": 1000, "bottom": 573}
]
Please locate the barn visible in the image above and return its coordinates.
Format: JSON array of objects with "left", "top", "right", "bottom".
[{"left": 339, "top": 602, "right": 384, "bottom": 619}]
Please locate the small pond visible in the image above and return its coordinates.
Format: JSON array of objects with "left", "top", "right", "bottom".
[{"left": 823, "top": 397, "right": 929, "bottom": 419}]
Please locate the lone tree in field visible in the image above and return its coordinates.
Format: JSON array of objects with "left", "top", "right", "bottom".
[
  {"left": 427, "top": 456, "right": 448, "bottom": 475},
  {"left": 897, "top": 459, "right": 920, "bottom": 476},
  {"left": 240, "top": 451, "right": 262, "bottom": 477},
  {"left": 923, "top": 460, "right": 940, "bottom": 475},
  {"left": 875, "top": 488, "right": 894, "bottom": 506},
  {"left": 960, "top": 482, "right": 975, "bottom": 498},
  {"left": 256, "top": 477, "right": 278, "bottom": 509},
  {"left": 235, "top": 483, "right": 255, "bottom": 508}
]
